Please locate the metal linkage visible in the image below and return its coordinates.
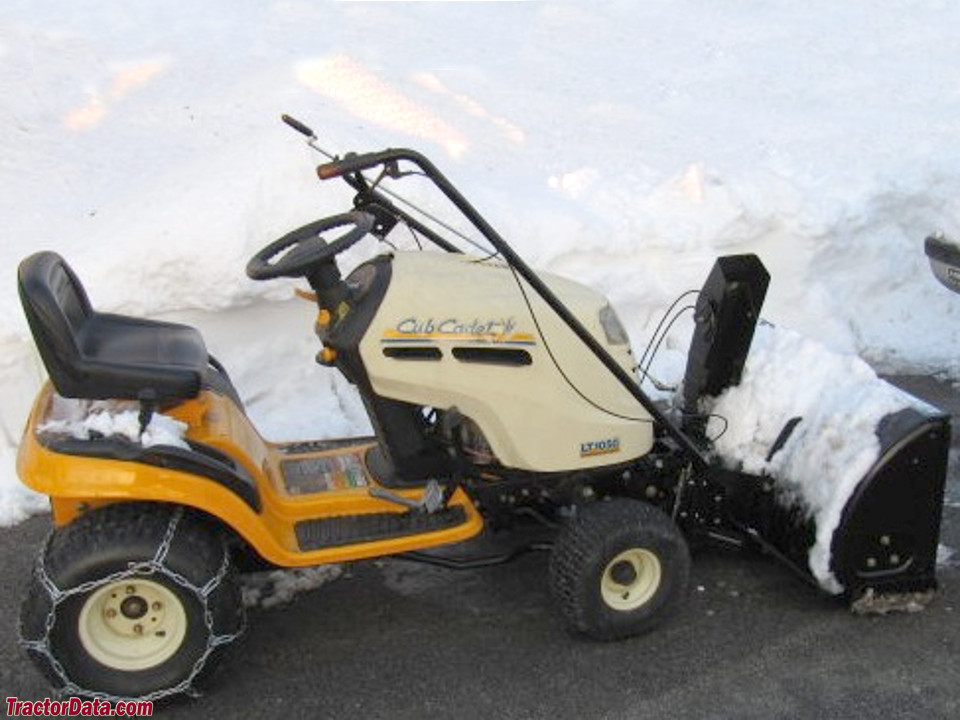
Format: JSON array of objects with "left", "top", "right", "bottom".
[{"left": 19, "top": 507, "right": 245, "bottom": 703}]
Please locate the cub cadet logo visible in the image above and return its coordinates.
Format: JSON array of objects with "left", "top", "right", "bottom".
[
  {"left": 382, "top": 316, "right": 536, "bottom": 346},
  {"left": 580, "top": 437, "right": 621, "bottom": 457},
  {"left": 396, "top": 317, "right": 517, "bottom": 337}
]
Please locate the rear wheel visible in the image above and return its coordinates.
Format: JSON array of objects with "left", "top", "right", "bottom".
[
  {"left": 549, "top": 498, "right": 690, "bottom": 641},
  {"left": 20, "top": 503, "right": 243, "bottom": 699}
]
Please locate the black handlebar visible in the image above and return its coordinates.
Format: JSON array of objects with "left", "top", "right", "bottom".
[{"left": 316, "top": 149, "right": 412, "bottom": 180}]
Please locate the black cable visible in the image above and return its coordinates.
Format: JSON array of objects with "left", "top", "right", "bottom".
[
  {"left": 406, "top": 222, "right": 423, "bottom": 251},
  {"left": 506, "top": 263, "right": 653, "bottom": 424},
  {"left": 636, "top": 289, "right": 699, "bottom": 375},
  {"left": 470, "top": 248, "right": 502, "bottom": 263},
  {"left": 638, "top": 304, "right": 695, "bottom": 386},
  {"left": 636, "top": 298, "right": 728, "bottom": 442},
  {"left": 377, "top": 176, "right": 491, "bottom": 255}
]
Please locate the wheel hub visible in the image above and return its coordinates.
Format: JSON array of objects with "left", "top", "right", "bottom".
[
  {"left": 120, "top": 595, "right": 149, "bottom": 620},
  {"left": 609, "top": 560, "right": 638, "bottom": 586},
  {"left": 78, "top": 578, "right": 187, "bottom": 671},
  {"left": 600, "top": 548, "right": 663, "bottom": 612}
]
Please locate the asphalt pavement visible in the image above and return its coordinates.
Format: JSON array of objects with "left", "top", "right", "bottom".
[{"left": 1, "top": 376, "right": 958, "bottom": 719}]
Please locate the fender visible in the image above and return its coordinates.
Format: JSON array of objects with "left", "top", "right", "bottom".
[{"left": 18, "top": 384, "right": 483, "bottom": 567}]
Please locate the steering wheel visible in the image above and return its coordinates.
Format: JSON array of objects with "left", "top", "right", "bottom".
[{"left": 246, "top": 211, "right": 375, "bottom": 281}]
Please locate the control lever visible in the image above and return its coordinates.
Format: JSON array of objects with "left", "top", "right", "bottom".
[
  {"left": 281, "top": 114, "right": 316, "bottom": 139},
  {"left": 369, "top": 480, "right": 446, "bottom": 514}
]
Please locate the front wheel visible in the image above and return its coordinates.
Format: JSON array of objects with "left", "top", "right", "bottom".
[
  {"left": 20, "top": 503, "right": 243, "bottom": 700},
  {"left": 549, "top": 499, "right": 690, "bottom": 641}
]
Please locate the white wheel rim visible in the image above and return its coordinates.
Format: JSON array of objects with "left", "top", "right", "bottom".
[
  {"left": 600, "top": 548, "right": 662, "bottom": 611},
  {"left": 77, "top": 578, "right": 188, "bottom": 671}
]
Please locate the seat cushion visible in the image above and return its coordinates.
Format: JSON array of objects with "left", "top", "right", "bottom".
[
  {"left": 77, "top": 313, "right": 208, "bottom": 399},
  {"left": 81, "top": 314, "right": 207, "bottom": 370}
]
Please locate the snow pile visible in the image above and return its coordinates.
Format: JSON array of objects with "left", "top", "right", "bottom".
[
  {"left": 705, "top": 324, "right": 929, "bottom": 593},
  {"left": 241, "top": 564, "right": 343, "bottom": 610},
  {"left": 0, "top": 483, "right": 50, "bottom": 528},
  {"left": 39, "top": 395, "right": 189, "bottom": 450},
  {"left": 2, "top": 1, "right": 960, "bottom": 523}
]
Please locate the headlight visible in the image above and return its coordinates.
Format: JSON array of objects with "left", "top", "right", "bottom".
[{"left": 599, "top": 304, "right": 629, "bottom": 345}]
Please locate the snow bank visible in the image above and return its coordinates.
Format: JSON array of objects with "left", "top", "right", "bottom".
[
  {"left": 705, "top": 324, "right": 929, "bottom": 593},
  {"left": 0, "top": 481, "right": 50, "bottom": 528},
  {"left": 2, "top": 1, "right": 960, "bottom": 523}
]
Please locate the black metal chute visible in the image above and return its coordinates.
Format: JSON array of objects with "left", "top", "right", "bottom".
[{"left": 681, "top": 254, "right": 770, "bottom": 436}]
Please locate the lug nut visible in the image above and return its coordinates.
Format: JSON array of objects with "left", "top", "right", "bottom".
[
  {"left": 133, "top": 624, "right": 144, "bottom": 635},
  {"left": 152, "top": 601, "right": 163, "bottom": 611},
  {"left": 105, "top": 608, "right": 117, "bottom": 618}
]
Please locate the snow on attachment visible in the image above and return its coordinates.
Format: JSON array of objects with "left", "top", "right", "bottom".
[{"left": 706, "top": 323, "right": 933, "bottom": 593}]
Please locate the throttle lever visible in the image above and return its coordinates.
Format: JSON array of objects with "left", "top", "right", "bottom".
[{"left": 281, "top": 114, "right": 316, "bottom": 139}]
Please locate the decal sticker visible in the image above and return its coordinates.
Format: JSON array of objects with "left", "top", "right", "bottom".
[
  {"left": 580, "top": 437, "right": 621, "bottom": 457},
  {"left": 282, "top": 453, "right": 370, "bottom": 495},
  {"left": 381, "top": 316, "right": 536, "bottom": 346}
]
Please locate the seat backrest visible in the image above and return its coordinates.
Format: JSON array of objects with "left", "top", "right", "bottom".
[{"left": 18, "top": 251, "right": 95, "bottom": 397}]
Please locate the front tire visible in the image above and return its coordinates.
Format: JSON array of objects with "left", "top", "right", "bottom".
[
  {"left": 21, "top": 503, "right": 243, "bottom": 699},
  {"left": 549, "top": 499, "right": 690, "bottom": 641}
]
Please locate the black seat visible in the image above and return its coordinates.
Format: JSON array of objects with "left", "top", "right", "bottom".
[{"left": 18, "top": 251, "right": 208, "bottom": 402}]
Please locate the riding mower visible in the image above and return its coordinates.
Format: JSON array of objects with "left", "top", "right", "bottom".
[{"left": 15, "top": 116, "right": 950, "bottom": 701}]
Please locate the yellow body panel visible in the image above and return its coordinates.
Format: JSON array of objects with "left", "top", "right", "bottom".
[{"left": 18, "top": 383, "right": 484, "bottom": 566}]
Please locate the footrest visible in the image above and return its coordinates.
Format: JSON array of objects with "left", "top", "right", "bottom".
[{"left": 295, "top": 506, "right": 468, "bottom": 551}]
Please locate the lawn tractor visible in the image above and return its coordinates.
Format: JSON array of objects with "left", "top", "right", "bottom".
[{"left": 15, "top": 116, "right": 949, "bottom": 701}]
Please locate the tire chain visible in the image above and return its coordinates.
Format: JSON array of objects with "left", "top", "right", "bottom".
[{"left": 19, "top": 507, "right": 246, "bottom": 703}]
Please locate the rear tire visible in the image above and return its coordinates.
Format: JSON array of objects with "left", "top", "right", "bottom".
[
  {"left": 21, "top": 503, "right": 243, "bottom": 699},
  {"left": 549, "top": 498, "right": 690, "bottom": 641}
]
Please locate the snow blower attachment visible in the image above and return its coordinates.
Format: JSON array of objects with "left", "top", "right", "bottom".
[
  {"left": 680, "top": 255, "right": 949, "bottom": 604},
  {"left": 710, "top": 407, "right": 949, "bottom": 603},
  {"left": 11, "top": 115, "right": 953, "bottom": 701}
]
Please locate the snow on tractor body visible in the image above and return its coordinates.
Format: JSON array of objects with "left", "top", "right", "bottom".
[{"left": 14, "top": 117, "right": 950, "bottom": 701}]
